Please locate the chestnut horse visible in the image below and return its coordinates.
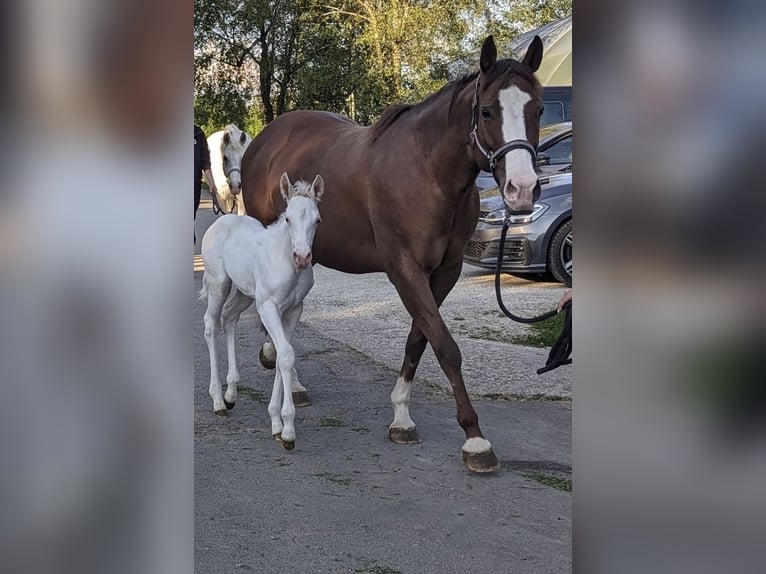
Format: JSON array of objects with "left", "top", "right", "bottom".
[{"left": 241, "top": 36, "right": 544, "bottom": 473}]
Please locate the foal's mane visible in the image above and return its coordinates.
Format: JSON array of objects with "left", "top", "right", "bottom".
[
  {"left": 289, "top": 180, "right": 317, "bottom": 199},
  {"left": 370, "top": 59, "right": 537, "bottom": 143}
]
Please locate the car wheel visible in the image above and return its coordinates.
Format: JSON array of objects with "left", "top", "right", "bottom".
[{"left": 547, "top": 219, "right": 572, "bottom": 287}]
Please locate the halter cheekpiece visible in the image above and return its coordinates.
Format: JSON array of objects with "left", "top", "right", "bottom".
[{"left": 469, "top": 76, "right": 537, "bottom": 172}]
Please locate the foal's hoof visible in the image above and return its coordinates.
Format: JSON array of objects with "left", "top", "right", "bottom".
[
  {"left": 462, "top": 448, "right": 499, "bottom": 473},
  {"left": 281, "top": 440, "right": 295, "bottom": 451},
  {"left": 214, "top": 409, "right": 229, "bottom": 418},
  {"left": 389, "top": 426, "right": 422, "bottom": 444},
  {"left": 224, "top": 400, "right": 236, "bottom": 410},
  {"left": 259, "top": 348, "right": 276, "bottom": 370},
  {"left": 292, "top": 391, "right": 311, "bottom": 407}
]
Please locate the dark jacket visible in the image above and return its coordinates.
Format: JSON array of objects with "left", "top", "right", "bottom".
[{"left": 194, "top": 125, "right": 211, "bottom": 193}]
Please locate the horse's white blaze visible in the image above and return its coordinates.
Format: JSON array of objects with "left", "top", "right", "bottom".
[
  {"left": 462, "top": 437, "right": 492, "bottom": 454},
  {"left": 498, "top": 85, "right": 537, "bottom": 209},
  {"left": 390, "top": 376, "right": 415, "bottom": 430}
]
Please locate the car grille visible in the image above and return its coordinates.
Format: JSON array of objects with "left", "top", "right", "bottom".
[
  {"left": 464, "top": 240, "right": 489, "bottom": 259},
  {"left": 464, "top": 238, "right": 529, "bottom": 264}
]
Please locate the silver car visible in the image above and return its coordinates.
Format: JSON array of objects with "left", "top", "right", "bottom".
[{"left": 464, "top": 171, "right": 572, "bottom": 286}]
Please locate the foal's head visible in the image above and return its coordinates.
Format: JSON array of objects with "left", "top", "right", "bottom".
[
  {"left": 280, "top": 173, "right": 324, "bottom": 270},
  {"left": 220, "top": 124, "right": 251, "bottom": 195},
  {"left": 471, "top": 35, "right": 544, "bottom": 214}
]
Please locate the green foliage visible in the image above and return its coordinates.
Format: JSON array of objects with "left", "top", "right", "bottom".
[{"left": 194, "top": 0, "right": 571, "bottom": 126}]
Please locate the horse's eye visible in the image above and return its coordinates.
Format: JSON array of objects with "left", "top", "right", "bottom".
[
  {"left": 481, "top": 107, "right": 492, "bottom": 119},
  {"left": 316, "top": 218, "right": 321, "bottom": 224},
  {"left": 285, "top": 217, "right": 290, "bottom": 224},
  {"left": 538, "top": 106, "right": 545, "bottom": 117}
]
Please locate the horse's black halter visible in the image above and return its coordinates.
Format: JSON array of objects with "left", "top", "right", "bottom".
[{"left": 469, "top": 76, "right": 538, "bottom": 174}]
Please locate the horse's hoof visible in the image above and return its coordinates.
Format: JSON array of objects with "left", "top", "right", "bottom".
[
  {"left": 389, "top": 426, "right": 422, "bottom": 444},
  {"left": 214, "top": 409, "right": 229, "bottom": 418},
  {"left": 462, "top": 448, "right": 499, "bottom": 473},
  {"left": 292, "top": 391, "right": 311, "bottom": 407},
  {"left": 259, "top": 348, "right": 276, "bottom": 370},
  {"left": 224, "top": 400, "right": 236, "bottom": 410},
  {"left": 281, "top": 440, "right": 295, "bottom": 451},
  {"left": 273, "top": 433, "right": 282, "bottom": 442}
]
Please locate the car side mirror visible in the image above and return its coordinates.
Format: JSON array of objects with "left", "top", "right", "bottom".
[{"left": 537, "top": 153, "right": 550, "bottom": 166}]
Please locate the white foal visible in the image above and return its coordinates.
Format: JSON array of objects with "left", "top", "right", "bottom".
[{"left": 200, "top": 173, "right": 323, "bottom": 450}]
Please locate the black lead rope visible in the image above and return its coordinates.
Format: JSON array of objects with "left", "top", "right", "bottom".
[{"left": 494, "top": 217, "right": 573, "bottom": 373}]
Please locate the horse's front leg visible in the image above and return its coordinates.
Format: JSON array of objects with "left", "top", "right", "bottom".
[
  {"left": 220, "top": 289, "right": 254, "bottom": 410},
  {"left": 387, "top": 260, "right": 498, "bottom": 473},
  {"left": 258, "top": 300, "right": 297, "bottom": 450},
  {"left": 281, "top": 301, "right": 310, "bottom": 407},
  {"left": 389, "top": 262, "right": 463, "bottom": 444}
]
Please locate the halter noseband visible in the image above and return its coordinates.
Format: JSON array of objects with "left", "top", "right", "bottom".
[{"left": 469, "top": 76, "right": 537, "bottom": 172}]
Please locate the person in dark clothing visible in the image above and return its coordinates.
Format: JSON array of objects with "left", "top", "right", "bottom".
[{"left": 194, "top": 124, "right": 217, "bottom": 243}]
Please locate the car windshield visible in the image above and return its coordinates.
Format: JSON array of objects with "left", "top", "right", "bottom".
[{"left": 539, "top": 122, "right": 571, "bottom": 144}]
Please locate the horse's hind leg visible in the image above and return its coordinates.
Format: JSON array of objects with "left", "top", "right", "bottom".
[
  {"left": 203, "top": 274, "right": 232, "bottom": 417},
  {"left": 389, "top": 263, "right": 463, "bottom": 444},
  {"left": 220, "top": 288, "right": 254, "bottom": 410}
]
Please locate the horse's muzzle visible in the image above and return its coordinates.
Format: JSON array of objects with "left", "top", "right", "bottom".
[
  {"left": 293, "top": 252, "right": 312, "bottom": 269},
  {"left": 503, "top": 180, "right": 540, "bottom": 215}
]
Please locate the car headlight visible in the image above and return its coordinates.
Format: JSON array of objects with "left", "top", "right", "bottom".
[{"left": 481, "top": 203, "right": 549, "bottom": 225}]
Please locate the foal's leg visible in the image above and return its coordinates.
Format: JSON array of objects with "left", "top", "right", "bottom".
[
  {"left": 281, "top": 302, "right": 310, "bottom": 407},
  {"left": 203, "top": 275, "right": 232, "bottom": 417},
  {"left": 259, "top": 338, "right": 277, "bottom": 370},
  {"left": 258, "top": 300, "right": 298, "bottom": 450},
  {"left": 220, "top": 288, "right": 254, "bottom": 410},
  {"left": 389, "top": 264, "right": 462, "bottom": 444},
  {"left": 387, "top": 260, "right": 498, "bottom": 473},
  {"left": 268, "top": 365, "right": 285, "bottom": 439}
]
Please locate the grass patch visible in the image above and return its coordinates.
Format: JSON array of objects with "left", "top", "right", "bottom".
[
  {"left": 314, "top": 472, "right": 352, "bottom": 486},
  {"left": 467, "top": 326, "right": 517, "bottom": 344},
  {"left": 509, "top": 312, "right": 566, "bottom": 348},
  {"left": 521, "top": 471, "right": 572, "bottom": 492},
  {"left": 319, "top": 416, "right": 347, "bottom": 428},
  {"left": 236, "top": 385, "right": 268, "bottom": 404}
]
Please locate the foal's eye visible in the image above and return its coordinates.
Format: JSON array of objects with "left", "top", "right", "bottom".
[
  {"left": 538, "top": 106, "right": 545, "bottom": 117},
  {"left": 316, "top": 218, "right": 321, "bottom": 224},
  {"left": 223, "top": 155, "right": 228, "bottom": 163},
  {"left": 285, "top": 217, "right": 290, "bottom": 224},
  {"left": 481, "top": 107, "right": 492, "bottom": 119}
]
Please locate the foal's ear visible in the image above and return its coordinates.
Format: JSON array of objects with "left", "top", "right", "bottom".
[
  {"left": 311, "top": 174, "right": 324, "bottom": 200},
  {"left": 480, "top": 35, "right": 497, "bottom": 73},
  {"left": 280, "top": 172, "right": 292, "bottom": 201},
  {"left": 522, "top": 35, "right": 544, "bottom": 73}
]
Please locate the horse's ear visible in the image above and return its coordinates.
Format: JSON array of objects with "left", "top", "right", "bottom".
[
  {"left": 239, "top": 131, "right": 247, "bottom": 145},
  {"left": 522, "top": 36, "right": 544, "bottom": 73},
  {"left": 223, "top": 131, "right": 230, "bottom": 145},
  {"left": 480, "top": 35, "right": 497, "bottom": 73},
  {"left": 280, "top": 172, "right": 292, "bottom": 201},
  {"left": 311, "top": 175, "right": 324, "bottom": 200}
]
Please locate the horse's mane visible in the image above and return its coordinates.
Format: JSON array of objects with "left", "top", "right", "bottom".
[
  {"left": 370, "top": 59, "right": 538, "bottom": 143},
  {"left": 290, "top": 180, "right": 317, "bottom": 199}
]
